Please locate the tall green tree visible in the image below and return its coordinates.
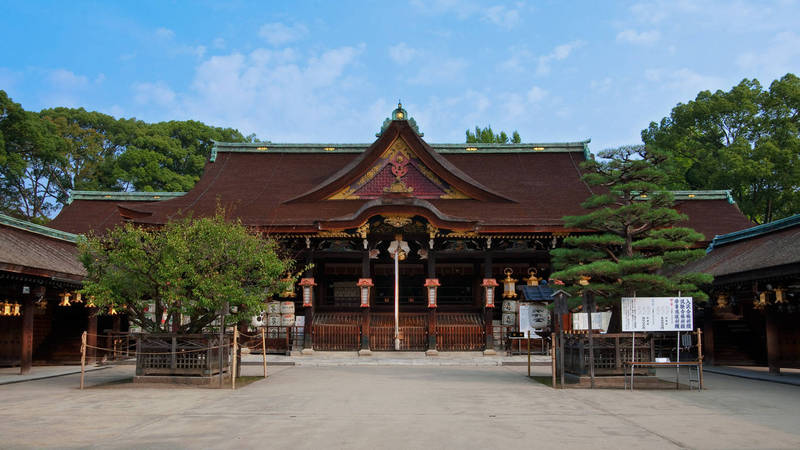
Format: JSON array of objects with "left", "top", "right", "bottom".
[
  {"left": 550, "top": 145, "right": 712, "bottom": 304},
  {"left": 642, "top": 74, "right": 800, "bottom": 223},
  {"left": 466, "top": 125, "right": 521, "bottom": 143},
  {"left": 79, "top": 210, "right": 296, "bottom": 333}
]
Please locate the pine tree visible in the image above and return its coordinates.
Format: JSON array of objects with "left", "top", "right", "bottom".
[{"left": 550, "top": 145, "right": 712, "bottom": 304}]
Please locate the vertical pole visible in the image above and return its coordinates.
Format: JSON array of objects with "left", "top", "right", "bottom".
[
  {"left": 631, "top": 332, "right": 635, "bottom": 391},
  {"left": 262, "top": 327, "right": 268, "bottom": 378},
  {"left": 80, "top": 331, "right": 87, "bottom": 390},
  {"left": 87, "top": 311, "right": 98, "bottom": 364},
  {"left": 697, "top": 328, "right": 703, "bottom": 390},
  {"left": 527, "top": 330, "right": 531, "bottom": 377},
  {"left": 585, "top": 291, "right": 595, "bottom": 389},
  {"left": 232, "top": 327, "right": 238, "bottom": 389},
  {"left": 676, "top": 331, "right": 681, "bottom": 389},
  {"left": 560, "top": 329, "right": 565, "bottom": 388},
  {"left": 218, "top": 303, "right": 226, "bottom": 388},
  {"left": 551, "top": 332, "right": 556, "bottom": 388},
  {"left": 20, "top": 295, "right": 34, "bottom": 375},
  {"left": 394, "top": 248, "right": 400, "bottom": 351}
]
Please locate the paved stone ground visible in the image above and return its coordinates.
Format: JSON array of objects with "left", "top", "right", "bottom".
[{"left": 1, "top": 364, "right": 799, "bottom": 449}]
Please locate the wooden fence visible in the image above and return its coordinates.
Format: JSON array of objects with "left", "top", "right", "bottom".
[
  {"left": 313, "top": 313, "right": 361, "bottom": 351},
  {"left": 563, "top": 332, "right": 653, "bottom": 376},
  {"left": 370, "top": 313, "right": 427, "bottom": 351},
  {"left": 135, "top": 333, "right": 229, "bottom": 377},
  {"left": 437, "top": 313, "right": 484, "bottom": 351}
]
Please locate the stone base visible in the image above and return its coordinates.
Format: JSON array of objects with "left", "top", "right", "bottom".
[
  {"left": 425, "top": 349, "right": 439, "bottom": 356},
  {"left": 290, "top": 350, "right": 303, "bottom": 357},
  {"left": 301, "top": 348, "right": 315, "bottom": 356},
  {"left": 133, "top": 373, "right": 229, "bottom": 386},
  {"left": 358, "top": 349, "right": 372, "bottom": 356},
  {"left": 483, "top": 349, "right": 497, "bottom": 356}
]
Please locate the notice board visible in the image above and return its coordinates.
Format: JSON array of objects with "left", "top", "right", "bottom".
[{"left": 621, "top": 297, "right": 693, "bottom": 332}]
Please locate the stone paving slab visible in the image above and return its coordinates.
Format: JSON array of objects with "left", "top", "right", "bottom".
[
  {"left": 704, "top": 365, "right": 800, "bottom": 386},
  {"left": 240, "top": 351, "right": 552, "bottom": 367},
  {"left": 0, "top": 365, "right": 110, "bottom": 385},
  {"left": 1, "top": 364, "right": 800, "bottom": 449}
]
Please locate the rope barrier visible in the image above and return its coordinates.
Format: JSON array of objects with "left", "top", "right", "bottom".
[{"left": 83, "top": 343, "right": 228, "bottom": 356}]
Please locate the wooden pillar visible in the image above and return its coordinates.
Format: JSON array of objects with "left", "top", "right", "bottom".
[
  {"left": 703, "top": 304, "right": 715, "bottom": 366},
  {"left": 766, "top": 308, "right": 781, "bottom": 375},
  {"left": 483, "top": 249, "right": 495, "bottom": 354},
  {"left": 302, "top": 242, "right": 315, "bottom": 354},
  {"left": 427, "top": 249, "right": 437, "bottom": 352},
  {"left": 87, "top": 308, "right": 98, "bottom": 363},
  {"left": 19, "top": 294, "right": 35, "bottom": 375},
  {"left": 360, "top": 248, "right": 371, "bottom": 354}
]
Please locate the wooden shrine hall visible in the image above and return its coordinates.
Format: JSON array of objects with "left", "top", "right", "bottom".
[{"left": 50, "top": 104, "right": 754, "bottom": 354}]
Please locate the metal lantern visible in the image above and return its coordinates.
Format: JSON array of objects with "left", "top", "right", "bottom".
[
  {"left": 280, "top": 277, "right": 297, "bottom": 298},
  {"left": 85, "top": 296, "right": 96, "bottom": 308},
  {"left": 481, "top": 278, "right": 499, "bottom": 308},
  {"left": 357, "top": 278, "right": 374, "bottom": 308},
  {"left": 299, "top": 278, "right": 317, "bottom": 308},
  {"left": 754, "top": 291, "right": 768, "bottom": 310},
  {"left": 12, "top": 302, "right": 21, "bottom": 316},
  {"left": 1, "top": 301, "right": 10, "bottom": 316},
  {"left": 425, "top": 278, "right": 440, "bottom": 308},
  {"left": 58, "top": 292, "right": 71, "bottom": 307},
  {"left": 578, "top": 275, "right": 591, "bottom": 286},
  {"left": 109, "top": 305, "right": 118, "bottom": 315},
  {"left": 775, "top": 288, "right": 787, "bottom": 304},
  {"left": 73, "top": 292, "right": 83, "bottom": 304},
  {"left": 502, "top": 268, "right": 517, "bottom": 299},
  {"left": 524, "top": 268, "right": 540, "bottom": 286}
]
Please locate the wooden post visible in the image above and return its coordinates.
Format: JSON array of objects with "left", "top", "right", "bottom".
[
  {"left": 584, "top": 291, "right": 595, "bottom": 389},
  {"left": 551, "top": 332, "right": 556, "bottom": 388},
  {"left": 87, "top": 311, "right": 98, "bottom": 364},
  {"left": 697, "top": 328, "right": 704, "bottom": 390},
  {"left": 766, "top": 309, "right": 781, "bottom": 375},
  {"left": 560, "top": 330, "right": 565, "bottom": 388},
  {"left": 261, "top": 328, "right": 268, "bottom": 378},
  {"left": 80, "top": 331, "right": 86, "bottom": 390},
  {"left": 527, "top": 330, "right": 531, "bottom": 377},
  {"left": 20, "top": 295, "right": 34, "bottom": 375},
  {"left": 232, "top": 328, "right": 238, "bottom": 389}
]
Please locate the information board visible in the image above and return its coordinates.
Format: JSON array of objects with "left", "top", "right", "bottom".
[
  {"left": 621, "top": 297, "right": 693, "bottom": 332},
  {"left": 571, "top": 311, "right": 612, "bottom": 333}
]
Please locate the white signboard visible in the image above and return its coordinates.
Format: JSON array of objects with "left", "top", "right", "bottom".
[
  {"left": 519, "top": 303, "right": 549, "bottom": 337},
  {"left": 621, "top": 297, "right": 693, "bottom": 332},
  {"left": 572, "top": 312, "right": 612, "bottom": 333}
]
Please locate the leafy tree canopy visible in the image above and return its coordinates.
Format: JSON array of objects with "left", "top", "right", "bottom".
[
  {"left": 0, "top": 91, "right": 255, "bottom": 221},
  {"left": 78, "top": 210, "right": 297, "bottom": 333},
  {"left": 642, "top": 73, "right": 800, "bottom": 223},
  {"left": 466, "top": 125, "right": 521, "bottom": 144},
  {"left": 550, "top": 145, "right": 712, "bottom": 305}
]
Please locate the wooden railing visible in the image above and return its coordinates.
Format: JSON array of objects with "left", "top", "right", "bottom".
[
  {"left": 313, "top": 313, "right": 361, "bottom": 351},
  {"left": 371, "top": 313, "right": 427, "bottom": 351},
  {"left": 563, "top": 332, "right": 653, "bottom": 376},
  {"left": 437, "top": 313, "right": 484, "bottom": 351},
  {"left": 135, "top": 333, "right": 230, "bottom": 377}
]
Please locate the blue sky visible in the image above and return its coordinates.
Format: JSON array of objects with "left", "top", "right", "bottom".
[{"left": 2, "top": 1, "right": 799, "bottom": 151}]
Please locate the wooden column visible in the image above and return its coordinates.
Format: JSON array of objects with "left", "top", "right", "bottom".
[
  {"left": 360, "top": 248, "right": 372, "bottom": 354},
  {"left": 483, "top": 250, "right": 495, "bottom": 354},
  {"left": 302, "top": 242, "right": 314, "bottom": 354},
  {"left": 19, "top": 293, "right": 35, "bottom": 375},
  {"left": 703, "top": 304, "right": 715, "bottom": 366},
  {"left": 766, "top": 308, "right": 781, "bottom": 375},
  {"left": 427, "top": 249, "right": 437, "bottom": 352},
  {"left": 87, "top": 308, "right": 98, "bottom": 363}
]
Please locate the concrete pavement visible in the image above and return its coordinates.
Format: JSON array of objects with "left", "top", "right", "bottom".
[{"left": 1, "top": 364, "right": 799, "bottom": 449}]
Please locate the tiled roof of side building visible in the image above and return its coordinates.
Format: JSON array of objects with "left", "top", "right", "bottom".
[
  {"left": 49, "top": 191, "right": 186, "bottom": 235},
  {"left": 0, "top": 213, "right": 86, "bottom": 280}
]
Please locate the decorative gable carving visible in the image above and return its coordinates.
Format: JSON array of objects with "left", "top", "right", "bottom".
[{"left": 328, "top": 137, "right": 470, "bottom": 200}]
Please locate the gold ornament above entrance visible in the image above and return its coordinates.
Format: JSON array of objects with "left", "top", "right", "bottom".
[{"left": 328, "top": 137, "right": 471, "bottom": 200}]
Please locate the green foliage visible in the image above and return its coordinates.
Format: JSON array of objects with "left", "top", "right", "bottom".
[
  {"left": 642, "top": 73, "right": 800, "bottom": 223},
  {"left": 78, "top": 210, "right": 296, "bottom": 333},
  {"left": 0, "top": 91, "right": 254, "bottom": 221},
  {"left": 550, "top": 145, "right": 711, "bottom": 303},
  {"left": 466, "top": 125, "right": 521, "bottom": 143}
]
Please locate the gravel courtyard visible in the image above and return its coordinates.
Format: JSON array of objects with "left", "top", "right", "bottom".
[{"left": 1, "top": 364, "right": 799, "bottom": 449}]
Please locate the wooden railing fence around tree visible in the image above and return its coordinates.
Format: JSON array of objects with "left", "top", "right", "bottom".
[{"left": 563, "top": 332, "right": 653, "bottom": 376}]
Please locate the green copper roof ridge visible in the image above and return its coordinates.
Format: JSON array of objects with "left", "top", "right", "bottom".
[
  {"left": 0, "top": 213, "right": 80, "bottom": 243},
  {"left": 707, "top": 213, "right": 800, "bottom": 252},
  {"left": 632, "top": 189, "right": 735, "bottom": 203},
  {"left": 68, "top": 190, "right": 186, "bottom": 204}
]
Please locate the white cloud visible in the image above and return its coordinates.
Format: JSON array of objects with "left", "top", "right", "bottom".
[
  {"left": 590, "top": 77, "right": 613, "bottom": 94},
  {"left": 155, "top": 27, "right": 175, "bottom": 40},
  {"left": 388, "top": 43, "right": 417, "bottom": 64},
  {"left": 95, "top": 73, "right": 106, "bottom": 84},
  {"left": 643, "top": 67, "right": 727, "bottom": 99},
  {"left": 258, "top": 22, "right": 308, "bottom": 46},
  {"left": 409, "top": 57, "right": 468, "bottom": 85},
  {"left": 616, "top": 29, "right": 661, "bottom": 45},
  {"left": 48, "top": 69, "right": 89, "bottom": 89},
  {"left": 536, "top": 41, "right": 584, "bottom": 75},
  {"left": 527, "top": 86, "right": 547, "bottom": 103},
  {"left": 133, "top": 81, "right": 177, "bottom": 107},
  {"left": 737, "top": 31, "right": 800, "bottom": 80},
  {"left": 483, "top": 5, "right": 521, "bottom": 29},
  {"left": 212, "top": 37, "right": 226, "bottom": 49},
  {"left": 193, "top": 45, "right": 207, "bottom": 58}
]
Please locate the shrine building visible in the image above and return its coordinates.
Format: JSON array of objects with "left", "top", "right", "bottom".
[{"left": 45, "top": 104, "right": 753, "bottom": 354}]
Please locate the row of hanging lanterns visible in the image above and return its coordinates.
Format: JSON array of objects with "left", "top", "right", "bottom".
[{"left": 0, "top": 300, "right": 22, "bottom": 316}]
